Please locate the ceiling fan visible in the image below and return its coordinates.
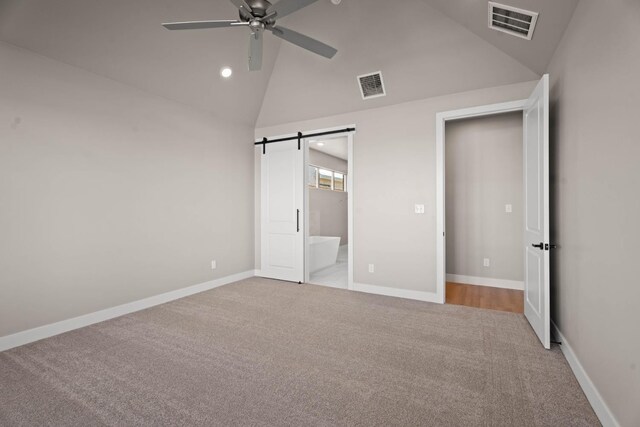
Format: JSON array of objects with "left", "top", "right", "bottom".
[{"left": 162, "top": 0, "right": 338, "bottom": 71}]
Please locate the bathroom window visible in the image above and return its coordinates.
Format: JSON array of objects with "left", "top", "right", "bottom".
[
  {"left": 318, "top": 169, "right": 333, "bottom": 189},
  {"left": 334, "top": 172, "right": 345, "bottom": 191},
  {"left": 308, "top": 165, "right": 347, "bottom": 192}
]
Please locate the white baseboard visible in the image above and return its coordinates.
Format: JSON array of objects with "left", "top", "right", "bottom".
[
  {"left": 0, "top": 270, "right": 255, "bottom": 353},
  {"left": 551, "top": 322, "right": 619, "bottom": 427},
  {"left": 446, "top": 274, "right": 524, "bottom": 290},
  {"left": 353, "top": 282, "right": 440, "bottom": 303}
]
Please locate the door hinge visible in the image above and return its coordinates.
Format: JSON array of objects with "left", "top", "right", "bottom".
[{"left": 545, "top": 243, "right": 558, "bottom": 251}]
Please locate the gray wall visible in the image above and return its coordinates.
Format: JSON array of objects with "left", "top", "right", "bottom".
[
  {"left": 309, "top": 149, "right": 347, "bottom": 173},
  {"left": 0, "top": 42, "right": 255, "bottom": 337},
  {"left": 445, "top": 112, "right": 523, "bottom": 281},
  {"left": 546, "top": 1, "right": 640, "bottom": 425},
  {"left": 255, "top": 80, "right": 537, "bottom": 291},
  {"left": 309, "top": 149, "right": 348, "bottom": 245}
]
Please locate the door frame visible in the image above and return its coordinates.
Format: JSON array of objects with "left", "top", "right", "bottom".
[
  {"left": 258, "top": 125, "right": 355, "bottom": 290},
  {"left": 435, "top": 100, "right": 527, "bottom": 304},
  {"left": 305, "top": 127, "right": 355, "bottom": 290}
]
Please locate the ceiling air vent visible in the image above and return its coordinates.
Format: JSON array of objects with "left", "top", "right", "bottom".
[
  {"left": 488, "top": 2, "right": 538, "bottom": 40},
  {"left": 358, "top": 71, "right": 386, "bottom": 100}
]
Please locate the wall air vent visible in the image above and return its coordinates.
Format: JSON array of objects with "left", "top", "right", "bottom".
[
  {"left": 357, "top": 71, "right": 386, "bottom": 100},
  {"left": 488, "top": 2, "right": 538, "bottom": 40}
]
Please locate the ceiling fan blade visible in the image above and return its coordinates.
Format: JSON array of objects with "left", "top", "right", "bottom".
[
  {"left": 266, "top": 0, "right": 319, "bottom": 20},
  {"left": 229, "top": 0, "right": 254, "bottom": 18},
  {"left": 162, "top": 20, "right": 247, "bottom": 30},
  {"left": 249, "top": 32, "right": 263, "bottom": 71},
  {"left": 270, "top": 26, "right": 337, "bottom": 59}
]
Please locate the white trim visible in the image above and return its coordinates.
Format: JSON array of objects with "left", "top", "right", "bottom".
[
  {"left": 552, "top": 322, "right": 620, "bottom": 427},
  {"left": 436, "top": 99, "right": 527, "bottom": 306},
  {"left": 353, "top": 282, "right": 440, "bottom": 303},
  {"left": 347, "top": 132, "right": 354, "bottom": 291},
  {"left": 436, "top": 100, "right": 527, "bottom": 122},
  {"left": 446, "top": 274, "right": 524, "bottom": 290},
  {"left": 304, "top": 140, "right": 310, "bottom": 284},
  {"left": 0, "top": 270, "right": 255, "bottom": 353},
  {"left": 447, "top": 274, "right": 524, "bottom": 291}
]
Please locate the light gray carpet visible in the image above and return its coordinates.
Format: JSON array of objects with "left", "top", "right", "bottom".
[{"left": 0, "top": 277, "right": 599, "bottom": 426}]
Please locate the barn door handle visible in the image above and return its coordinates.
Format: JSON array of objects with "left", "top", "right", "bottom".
[
  {"left": 532, "top": 242, "right": 544, "bottom": 249},
  {"left": 296, "top": 209, "right": 300, "bottom": 233}
]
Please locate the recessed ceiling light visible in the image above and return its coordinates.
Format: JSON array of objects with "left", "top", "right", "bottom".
[{"left": 220, "top": 67, "right": 233, "bottom": 78}]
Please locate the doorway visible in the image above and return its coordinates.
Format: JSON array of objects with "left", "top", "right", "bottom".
[
  {"left": 258, "top": 126, "right": 355, "bottom": 290},
  {"left": 305, "top": 136, "right": 350, "bottom": 289},
  {"left": 444, "top": 111, "right": 525, "bottom": 313},
  {"left": 435, "top": 75, "right": 551, "bottom": 348}
]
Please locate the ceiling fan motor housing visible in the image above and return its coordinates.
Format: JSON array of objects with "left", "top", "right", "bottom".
[
  {"left": 242, "top": 0, "right": 272, "bottom": 19},
  {"left": 250, "top": 20, "right": 265, "bottom": 32}
]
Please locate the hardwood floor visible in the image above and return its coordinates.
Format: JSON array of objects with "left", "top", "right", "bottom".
[{"left": 446, "top": 282, "right": 524, "bottom": 313}]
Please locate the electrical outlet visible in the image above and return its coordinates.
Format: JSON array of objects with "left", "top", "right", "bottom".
[
  {"left": 415, "top": 204, "right": 425, "bottom": 214},
  {"left": 211, "top": 260, "right": 217, "bottom": 270},
  {"left": 368, "top": 264, "right": 375, "bottom": 273},
  {"left": 505, "top": 204, "right": 513, "bottom": 213},
  {"left": 483, "top": 258, "right": 490, "bottom": 267}
]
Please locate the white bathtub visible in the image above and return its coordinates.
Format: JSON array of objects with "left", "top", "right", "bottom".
[{"left": 309, "top": 236, "right": 341, "bottom": 273}]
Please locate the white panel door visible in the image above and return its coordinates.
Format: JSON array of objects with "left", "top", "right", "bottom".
[
  {"left": 260, "top": 140, "right": 304, "bottom": 283},
  {"left": 523, "top": 74, "right": 551, "bottom": 349}
]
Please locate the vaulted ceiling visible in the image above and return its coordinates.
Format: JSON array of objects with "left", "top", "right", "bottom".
[
  {"left": 256, "top": 0, "right": 543, "bottom": 126},
  {"left": 0, "top": 0, "right": 280, "bottom": 126},
  {"left": 0, "top": 0, "right": 579, "bottom": 128},
  {"left": 423, "top": 0, "right": 580, "bottom": 75}
]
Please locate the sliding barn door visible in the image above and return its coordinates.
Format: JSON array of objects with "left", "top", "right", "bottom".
[
  {"left": 523, "top": 74, "right": 551, "bottom": 349},
  {"left": 260, "top": 140, "right": 304, "bottom": 283}
]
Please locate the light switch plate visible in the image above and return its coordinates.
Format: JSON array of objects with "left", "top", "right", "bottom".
[
  {"left": 505, "top": 204, "right": 513, "bottom": 213},
  {"left": 415, "top": 204, "right": 425, "bottom": 214},
  {"left": 483, "top": 258, "right": 490, "bottom": 267},
  {"left": 211, "top": 260, "right": 217, "bottom": 270},
  {"left": 368, "top": 264, "right": 375, "bottom": 273}
]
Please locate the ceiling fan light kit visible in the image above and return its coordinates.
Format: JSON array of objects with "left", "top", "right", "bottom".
[{"left": 163, "top": 0, "right": 338, "bottom": 72}]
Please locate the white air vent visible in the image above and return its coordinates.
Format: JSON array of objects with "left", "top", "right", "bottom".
[
  {"left": 488, "top": 2, "right": 538, "bottom": 40},
  {"left": 357, "top": 71, "right": 386, "bottom": 100}
]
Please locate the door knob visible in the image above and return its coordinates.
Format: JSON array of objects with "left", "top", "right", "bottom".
[{"left": 532, "top": 242, "right": 544, "bottom": 249}]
